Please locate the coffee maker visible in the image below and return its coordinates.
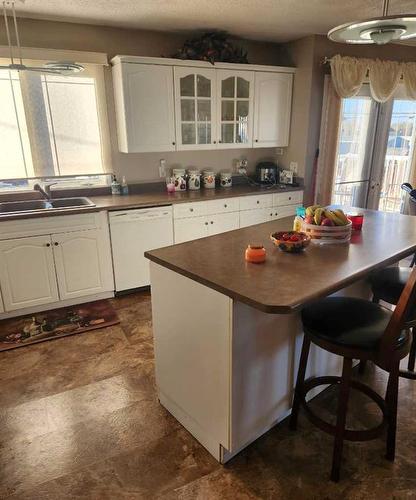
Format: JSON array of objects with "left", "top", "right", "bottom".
[{"left": 256, "top": 162, "right": 278, "bottom": 185}]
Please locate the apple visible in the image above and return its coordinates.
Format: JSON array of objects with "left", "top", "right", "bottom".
[
  {"left": 321, "top": 217, "right": 334, "bottom": 226},
  {"left": 305, "top": 215, "right": 315, "bottom": 225}
]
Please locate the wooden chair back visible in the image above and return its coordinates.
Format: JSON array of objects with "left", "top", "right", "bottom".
[{"left": 379, "top": 266, "right": 416, "bottom": 364}]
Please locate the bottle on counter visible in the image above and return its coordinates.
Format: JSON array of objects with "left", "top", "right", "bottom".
[
  {"left": 121, "top": 176, "right": 129, "bottom": 195},
  {"left": 111, "top": 175, "right": 121, "bottom": 195},
  {"left": 293, "top": 206, "right": 306, "bottom": 232}
]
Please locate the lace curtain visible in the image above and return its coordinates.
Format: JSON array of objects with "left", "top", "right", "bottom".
[{"left": 330, "top": 55, "right": 416, "bottom": 103}]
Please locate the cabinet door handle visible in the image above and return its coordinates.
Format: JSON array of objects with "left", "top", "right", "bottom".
[
  {"left": 224, "top": 204, "right": 227, "bottom": 208},
  {"left": 255, "top": 139, "right": 258, "bottom": 142},
  {"left": 46, "top": 243, "right": 51, "bottom": 247},
  {"left": 210, "top": 221, "right": 214, "bottom": 224},
  {"left": 213, "top": 141, "right": 217, "bottom": 144},
  {"left": 190, "top": 208, "right": 193, "bottom": 212},
  {"left": 270, "top": 213, "right": 273, "bottom": 216},
  {"left": 219, "top": 140, "right": 222, "bottom": 143},
  {"left": 289, "top": 196, "right": 292, "bottom": 200},
  {"left": 205, "top": 221, "right": 209, "bottom": 226},
  {"left": 256, "top": 200, "right": 260, "bottom": 204},
  {"left": 54, "top": 242, "right": 59, "bottom": 246},
  {"left": 172, "top": 142, "right": 176, "bottom": 145}
]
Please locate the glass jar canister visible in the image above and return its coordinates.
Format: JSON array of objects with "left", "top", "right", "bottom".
[
  {"left": 172, "top": 169, "right": 187, "bottom": 191},
  {"left": 187, "top": 170, "right": 201, "bottom": 191},
  {"left": 202, "top": 170, "right": 216, "bottom": 189},
  {"left": 220, "top": 172, "right": 232, "bottom": 188}
]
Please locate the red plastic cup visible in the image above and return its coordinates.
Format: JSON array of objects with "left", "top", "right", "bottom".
[{"left": 348, "top": 213, "right": 364, "bottom": 231}]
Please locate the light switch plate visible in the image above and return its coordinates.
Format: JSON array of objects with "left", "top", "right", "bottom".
[{"left": 289, "top": 162, "right": 298, "bottom": 175}]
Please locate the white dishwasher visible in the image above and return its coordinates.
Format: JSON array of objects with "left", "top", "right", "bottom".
[{"left": 109, "top": 206, "right": 173, "bottom": 292}]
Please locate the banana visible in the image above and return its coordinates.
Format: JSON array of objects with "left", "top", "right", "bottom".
[
  {"left": 324, "top": 209, "right": 345, "bottom": 226},
  {"left": 314, "top": 207, "right": 325, "bottom": 225},
  {"left": 305, "top": 204, "right": 321, "bottom": 217},
  {"left": 332, "top": 209, "right": 349, "bottom": 225}
]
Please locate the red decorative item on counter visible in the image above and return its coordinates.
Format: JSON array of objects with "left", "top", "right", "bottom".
[
  {"left": 245, "top": 244, "right": 266, "bottom": 263},
  {"left": 348, "top": 213, "right": 364, "bottom": 231}
]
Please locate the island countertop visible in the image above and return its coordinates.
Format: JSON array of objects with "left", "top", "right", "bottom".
[{"left": 145, "top": 209, "right": 416, "bottom": 313}]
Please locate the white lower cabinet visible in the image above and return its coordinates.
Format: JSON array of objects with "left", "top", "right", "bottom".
[
  {"left": 0, "top": 212, "right": 114, "bottom": 315},
  {"left": 208, "top": 212, "right": 239, "bottom": 236},
  {"left": 52, "top": 229, "right": 114, "bottom": 300},
  {"left": 0, "top": 235, "right": 59, "bottom": 311},
  {"left": 239, "top": 208, "right": 270, "bottom": 228},
  {"left": 174, "top": 216, "right": 209, "bottom": 244}
]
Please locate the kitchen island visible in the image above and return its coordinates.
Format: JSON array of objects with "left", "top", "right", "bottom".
[{"left": 145, "top": 209, "right": 416, "bottom": 463}]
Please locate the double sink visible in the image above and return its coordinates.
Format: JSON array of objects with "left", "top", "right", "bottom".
[{"left": 0, "top": 197, "right": 96, "bottom": 216}]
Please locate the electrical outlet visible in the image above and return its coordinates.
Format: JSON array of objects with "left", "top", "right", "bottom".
[
  {"left": 289, "top": 162, "right": 298, "bottom": 175},
  {"left": 159, "top": 159, "right": 166, "bottom": 178},
  {"left": 275, "top": 147, "right": 284, "bottom": 155}
]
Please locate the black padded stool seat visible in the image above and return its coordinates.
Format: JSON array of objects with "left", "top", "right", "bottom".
[
  {"left": 302, "top": 297, "right": 408, "bottom": 351},
  {"left": 369, "top": 267, "right": 411, "bottom": 304}
]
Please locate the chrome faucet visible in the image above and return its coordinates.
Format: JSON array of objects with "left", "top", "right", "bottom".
[{"left": 33, "top": 182, "right": 57, "bottom": 201}]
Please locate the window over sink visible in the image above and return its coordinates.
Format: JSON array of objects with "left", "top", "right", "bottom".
[{"left": 0, "top": 60, "right": 110, "bottom": 189}]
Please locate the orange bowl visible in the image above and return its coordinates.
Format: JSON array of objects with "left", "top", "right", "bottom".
[{"left": 270, "top": 231, "right": 311, "bottom": 253}]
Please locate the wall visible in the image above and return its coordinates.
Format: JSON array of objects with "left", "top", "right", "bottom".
[
  {"left": 0, "top": 18, "right": 291, "bottom": 182},
  {"left": 281, "top": 34, "right": 416, "bottom": 203}
]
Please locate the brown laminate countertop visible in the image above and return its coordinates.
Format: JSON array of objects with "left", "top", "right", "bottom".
[
  {"left": 0, "top": 184, "right": 303, "bottom": 222},
  {"left": 145, "top": 209, "right": 416, "bottom": 314}
]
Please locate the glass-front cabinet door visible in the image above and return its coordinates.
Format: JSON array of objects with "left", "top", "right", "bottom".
[
  {"left": 216, "top": 70, "right": 254, "bottom": 148},
  {"left": 174, "top": 67, "right": 217, "bottom": 150}
]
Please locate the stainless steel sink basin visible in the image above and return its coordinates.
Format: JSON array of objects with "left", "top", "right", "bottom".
[
  {"left": 0, "top": 200, "right": 50, "bottom": 213},
  {"left": 50, "top": 197, "right": 96, "bottom": 209},
  {"left": 0, "top": 197, "right": 95, "bottom": 215}
]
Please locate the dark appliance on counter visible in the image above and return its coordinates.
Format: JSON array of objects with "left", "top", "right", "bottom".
[{"left": 256, "top": 162, "right": 278, "bottom": 185}]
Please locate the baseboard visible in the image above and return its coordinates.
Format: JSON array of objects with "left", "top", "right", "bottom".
[{"left": 0, "top": 291, "right": 115, "bottom": 320}]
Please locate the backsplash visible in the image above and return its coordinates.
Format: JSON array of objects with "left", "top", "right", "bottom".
[{"left": 111, "top": 147, "right": 281, "bottom": 183}]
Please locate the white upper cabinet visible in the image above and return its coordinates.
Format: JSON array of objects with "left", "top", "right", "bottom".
[
  {"left": 174, "top": 67, "right": 217, "bottom": 150},
  {"left": 216, "top": 70, "right": 254, "bottom": 148},
  {"left": 113, "top": 62, "right": 176, "bottom": 153},
  {"left": 111, "top": 56, "right": 295, "bottom": 153},
  {"left": 253, "top": 72, "right": 293, "bottom": 148}
]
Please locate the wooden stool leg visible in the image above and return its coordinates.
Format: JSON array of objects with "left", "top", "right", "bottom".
[
  {"left": 358, "top": 360, "right": 367, "bottom": 374},
  {"left": 330, "top": 357, "right": 353, "bottom": 482},
  {"left": 386, "top": 362, "right": 400, "bottom": 461},
  {"left": 407, "top": 330, "right": 416, "bottom": 372},
  {"left": 290, "top": 335, "right": 311, "bottom": 431}
]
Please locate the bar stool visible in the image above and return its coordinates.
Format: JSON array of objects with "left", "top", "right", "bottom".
[
  {"left": 362, "top": 267, "right": 416, "bottom": 378},
  {"left": 290, "top": 267, "right": 416, "bottom": 482}
]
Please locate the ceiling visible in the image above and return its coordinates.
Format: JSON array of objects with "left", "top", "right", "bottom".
[{"left": 12, "top": 0, "right": 416, "bottom": 43}]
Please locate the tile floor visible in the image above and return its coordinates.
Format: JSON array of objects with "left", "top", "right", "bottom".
[{"left": 1, "top": 291, "right": 416, "bottom": 499}]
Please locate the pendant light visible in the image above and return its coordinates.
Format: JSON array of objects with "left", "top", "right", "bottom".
[
  {"left": 328, "top": 0, "right": 416, "bottom": 45},
  {"left": 0, "top": 0, "right": 84, "bottom": 75}
]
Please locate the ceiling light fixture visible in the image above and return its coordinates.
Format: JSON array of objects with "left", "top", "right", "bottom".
[
  {"left": 0, "top": 0, "right": 84, "bottom": 75},
  {"left": 328, "top": 0, "right": 416, "bottom": 45}
]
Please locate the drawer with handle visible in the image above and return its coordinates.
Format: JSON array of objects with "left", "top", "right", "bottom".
[
  {"left": 239, "top": 194, "right": 273, "bottom": 211},
  {"left": 205, "top": 197, "right": 239, "bottom": 215},
  {"left": 273, "top": 190, "right": 303, "bottom": 207},
  {"left": 173, "top": 201, "right": 207, "bottom": 219}
]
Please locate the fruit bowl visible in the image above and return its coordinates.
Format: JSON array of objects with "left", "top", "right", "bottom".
[
  {"left": 270, "top": 231, "right": 311, "bottom": 253},
  {"left": 302, "top": 220, "right": 352, "bottom": 244}
]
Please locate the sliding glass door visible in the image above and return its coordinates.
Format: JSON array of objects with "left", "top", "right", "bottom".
[{"left": 332, "top": 84, "right": 416, "bottom": 212}]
